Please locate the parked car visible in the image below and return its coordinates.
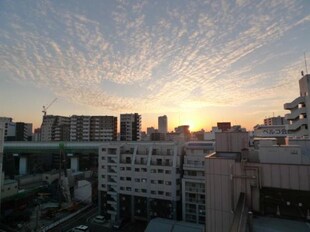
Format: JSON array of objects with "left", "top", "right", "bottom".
[
  {"left": 93, "top": 215, "right": 105, "bottom": 224},
  {"left": 72, "top": 225, "right": 90, "bottom": 232}
]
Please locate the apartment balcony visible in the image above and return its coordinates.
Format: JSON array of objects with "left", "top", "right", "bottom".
[
  {"left": 286, "top": 118, "right": 307, "bottom": 131},
  {"left": 107, "top": 166, "right": 117, "bottom": 174},
  {"left": 285, "top": 107, "right": 307, "bottom": 120},
  {"left": 284, "top": 96, "right": 305, "bottom": 110}
]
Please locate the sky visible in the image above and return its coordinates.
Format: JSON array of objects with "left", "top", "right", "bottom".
[{"left": 0, "top": 0, "right": 310, "bottom": 132}]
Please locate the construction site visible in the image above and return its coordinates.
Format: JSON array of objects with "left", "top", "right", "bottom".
[{"left": 0, "top": 140, "right": 98, "bottom": 231}]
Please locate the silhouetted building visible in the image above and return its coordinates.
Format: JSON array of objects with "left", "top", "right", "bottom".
[
  {"left": 217, "top": 122, "right": 231, "bottom": 132},
  {"left": 120, "top": 113, "right": 141, "bottom": 141}
]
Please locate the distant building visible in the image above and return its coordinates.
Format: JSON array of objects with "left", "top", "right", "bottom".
[
  {"left": 98, "top": 142, "right": 183, "bottom": 223},
  {"left": 0, "top": 117, "right": 16, "bottom": 141},
  {"left": 264, "top": 116, "right": 286, "bottom": 126},
  {"left": 40, "top": 115, "right": 70, "bottom": 141},
  {"left": 204, "top": 127, "right": 222, "bottom": 141},
  {"left": 158, "top": 115, "right": 168, "bottom": 134},
  {"left": 0, "top": 117, "right": 32, "bottom": 141},
  {"left": 217, "top": 122, "right": 231, "bottom": 132},
  {"left": 33, "top": 128, "right": 41, "bottom": 142},
  {"left": 120, "top": 113, "right": 141, "bottom": 141},
  {"left": 70, "top": 115, "right": 117, "bottom": 141},
  {"left": 175, "top": 125, "right": 190, "bottom": 141},
  {"left": 15, "top": 122, "right": 32, "bottom": 141},
  {"left": 284, "top": 74, "right": 310, "bottom": 136}
]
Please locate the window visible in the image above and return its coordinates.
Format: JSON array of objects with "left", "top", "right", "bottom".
[
  {"left": 135, "top": 168, "right": 140, "bottom": 172},
  {"left": 141, "top": 168, "right": 147, "bottom": 172},
  {"left": 151, "top": 190, "right": 156, "bottom": 194},
  {"left": 158, "top": 169, "right": 164, "bottom": 173},
  {"left": 165, "top": 181, "right": 171, "bottom": 185},
  {"left": 141, "top": 189, "right": 147, "bottom": 193},
  {"left": 165, "top": 170, "right": 171, "bottom": 174},
  {"left": 135, "top": 188, "right": 139, "bottom": 192},
  {"left": 126, "top": 177, "right": 132, "bottom": 181},
  {"left": 158, "top": 191, "right": 164, "bottom": 195},
  {"left": 102, "top": 148, "right": 106, "bottom": 152},
  {"left": 101, "top": 165, "right": 105, "bottom": 169},
  {"left": 101, "top": 156, "right": 105, "bottom": 160},
  {"left": 120, "top": 167, "right": 125, "bottom": 171},
  {"left": 141, "top": 178, "right": 147, "bottom": 183},
  {"left": 126, "top": 187, "right": 132, "bottom": 191},
  {"left": 135, "top": 178, "right": 140, "bottom": 182},
  {"left": 166, "top": 192, "right": 171, "bottom": 197},
  {"left": 151, "top": 180, "right": 157, "bottom": 184},
  {"left": 120, "top": 177, "right": 125, "bottom": 180},
  {"left": 101, "top": 175, "right": 105, "bottom": 178},
  {"left": 101, "top": 184, "right": 106, "bottom": 188},
  {"left": 126, "top": 167, "right": 131, "bottom": 171},
  {"left": 158, "top": 180, "right": 163, "bottom": 184},
  {"left": 151, "top": 169, "right": 156, "bottom": 173}
]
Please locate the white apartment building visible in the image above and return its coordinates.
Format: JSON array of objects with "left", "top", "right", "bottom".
[
  {"left": 284, "top": 74, "right": 310, "bottom": 136},
  {"left": 120, "top": 113, "right": 141, "bottom": 141},
  {"left": 0, "top": 117, "right": 16, "bottom": 141},
  {"left": 98, "top": 142, "right": 183, "bottom": 223},
  {"left": 182, "top": 141, "right": 214, "bottom": 225},
  {"left": 158, "top": 115, "right": 168, "bottom": 134}
]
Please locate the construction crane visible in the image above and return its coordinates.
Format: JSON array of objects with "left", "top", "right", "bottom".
[{"left": 42, "top": 98, "right": 57, "bottom": 116}]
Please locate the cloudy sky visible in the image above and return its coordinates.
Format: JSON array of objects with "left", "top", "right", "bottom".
[{"left": 0, "top": 0, "right": 309, "bottom": 131}]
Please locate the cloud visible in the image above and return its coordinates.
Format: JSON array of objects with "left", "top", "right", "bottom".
[{"left": 0, "top": 0, "right": 309, "bottom": 114}]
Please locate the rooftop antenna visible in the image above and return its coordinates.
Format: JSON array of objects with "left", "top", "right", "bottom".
[{"left": 304, "top": 52, "right": 308, "bottom": 74}]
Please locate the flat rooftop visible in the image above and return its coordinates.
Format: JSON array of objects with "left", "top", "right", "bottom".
[{"left": 254, "top": 216, "right": 310, "bottom": 232}]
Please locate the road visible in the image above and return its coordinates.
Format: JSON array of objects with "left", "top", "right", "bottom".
[{"left": 47, "top": 206, "right": 147, "bottom": 232}]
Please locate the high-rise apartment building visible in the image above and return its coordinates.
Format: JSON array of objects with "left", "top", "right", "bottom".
[
  {"left": 284, "top": 74, "right": 310, "bottom": 136},
  {"left": 98, "top": 142, "right": 183, "bottom": 223},
  {"left": 158, "top": 115, "right": 168, "bottom": 134},
  {"left": 120, "top": 113, "right": 141, "bottom": 141},
  {"left": 15, "top": 122, "right": 32, "bottom": 141},
  {"left": 40, "top": 115, "right": 70, "bottom": 141},
  {"left": 41, "top": 115, "right": 117, "bottom": 142}
]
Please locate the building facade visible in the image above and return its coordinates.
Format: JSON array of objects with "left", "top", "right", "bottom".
[
  {"left": 15, "top": 122, "right": 33, "bottom": 141},
  {"left": 0, "top": 117, "right": 16, "bottom": 141},
  {"left": 182, "top": 141, "right": 214, "bottom": 225},
  {"left": 158, "top": 115, "right": 168, "bottom": 134},
  {"left": 40, "top": 115, "right": 70, "bottom": 141},
  {"left": 98, "top": 142, "right": 183, "bottom": 223},
  {"left": 70, "top": 115, "right": 117, "bottom": 141},
  {"left": 205, "top": 133, "right": 310, "bottom": 232},
  {"left": 120, "top": 113, "right": 141, "bottom": 141},
  {"left": 264, "top": 116, "right": 286, "bottom": 126},
  {"left": 284, "top": 74, "right": 310, "bottom": 136}
]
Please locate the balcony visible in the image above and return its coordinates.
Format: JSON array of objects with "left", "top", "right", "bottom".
[
  {"left": 285, "top": 107, "right": 306, "bottom": 120},
  {"left": 284, "top": 96, "right": 305, "bottom": 110}
]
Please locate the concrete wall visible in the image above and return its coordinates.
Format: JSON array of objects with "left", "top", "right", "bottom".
[
  {"left": 215, "top": 132, "right": 249, "bottom": 152},
  {"left": 205, "top": 154, "right": 310, "bottom": 232}
]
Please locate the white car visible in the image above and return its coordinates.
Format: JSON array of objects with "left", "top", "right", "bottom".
[
  {"left": 93, "top": 215, "right": 106, "bottom": 224},
  {"left": 71, "top": 225, "right": 90, "bottom": 232}
]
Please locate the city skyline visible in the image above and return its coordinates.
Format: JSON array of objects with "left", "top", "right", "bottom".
[{"left": 1, "top": 0, "right": 310, "bottom": 131}]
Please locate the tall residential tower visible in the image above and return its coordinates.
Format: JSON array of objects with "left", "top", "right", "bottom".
[
  {"left": 120, "top": 113, "right": 141, "bottom": 141},
  {"left": 158, "top": 115, "right": 168, "bottom": 134}
]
